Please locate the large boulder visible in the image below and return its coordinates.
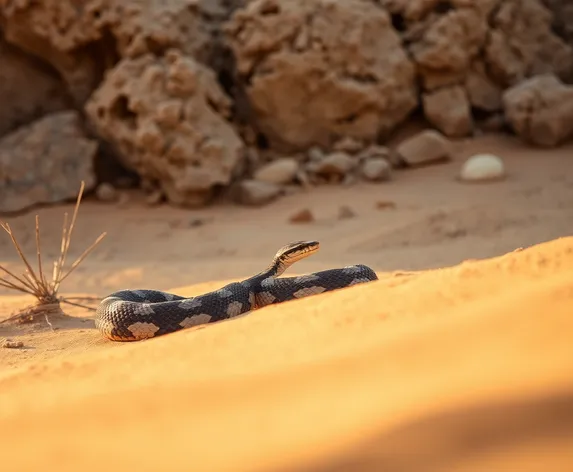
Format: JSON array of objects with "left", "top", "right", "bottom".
[
  {"left": 0, "top": 111, "right": 97, "bottom": 213},
  {"left": 224, "top": 0, "right": 418, "bottom": 152},
  {"left": 0, "top": 35, "right": 70, "bottom": 136},
  {"left": 0, "top": 0, "right": 211, "bottom": 104},
  {"left": 503, "top": 74, "right": 573, "bottom": 147},
  {"left": 85, "top": 49, "right": 245, "bottom": 208}
]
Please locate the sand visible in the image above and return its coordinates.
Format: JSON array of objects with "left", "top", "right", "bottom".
[{"left": 0, "top": 133, "right": 572, "bottom": 471}]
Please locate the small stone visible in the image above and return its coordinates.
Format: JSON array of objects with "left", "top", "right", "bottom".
[
  {"left": 289, "top": 208, "right": 314, "bottom": 223},
  {"left": 459, "top": 153, "right": 506, "bottom": 182},
  {"left": 2, "top": 339, "right": 24, "bottom": 349},
  {"left": 307, "top": 146, "right": 325, "bottom": 162},
  {"left": 361, "top": 158, "right": 392, "bottom": 182},
  {"left": 338, "top": 206, "right": 356, "bottom": 219},
  {"left": 396, "top": 130, "right": 452, "bottom": 167},
  {"left": 375, "top": 200, "right": 397, "bottom": 210},
  {"left": 308, "top": 152, "right": 355, "bottom": 178},
  {"left": 236, "top": 180, "right": 282, "bottom": 206},
  {"left": 95, "top": 183, "right": 119, "bottom": 202},
  {"left": 333, "top": 136, "right": 363, "bottom": 154},
  {"left": 254, "top": 158, "right": 299, "bottom": 185}
]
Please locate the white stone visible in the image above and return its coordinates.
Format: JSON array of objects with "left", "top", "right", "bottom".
[{"left": 459, "top": 153, "right": 505, "bottom": 182}]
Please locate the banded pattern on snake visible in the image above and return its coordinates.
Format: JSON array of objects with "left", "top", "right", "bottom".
[{"left": 95, "top": 241, "right": 378, "bottom": 341}]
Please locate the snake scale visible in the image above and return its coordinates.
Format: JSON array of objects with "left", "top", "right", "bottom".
[{"left": 95, "top": 240, "right": 378, "bottom": 341}]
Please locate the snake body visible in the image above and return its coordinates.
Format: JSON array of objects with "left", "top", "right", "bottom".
[{"left": 95, "top": 241, "right": 378, "bottom": 341}]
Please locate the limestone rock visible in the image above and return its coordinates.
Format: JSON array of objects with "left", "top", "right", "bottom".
[
  {"left": 422, "top": 86, "right": 473, "bottom": 138},
  {"left": 308, "top": 152, "right": 356, "bottom": 178},
  {"left": 254, "top": 158, "right": 299, "bottom": 185},
  {"left": 225, "top": 0, "right": 418, "bottom": 151},
  {"left": 459, "top": 153, "right": 506, "bottom": 182},
  {"left": 0, "top": 111, "right": 97, "bottom": 213},
  {"left": 0, "top": 0, "right": 211, "bottom": 104},
  {"left": 502, "top": 74, "right": 573, "bottom": 147},
  {"left": 485, "top": 0, "right": 573, "bottom": 87},
  {"left": 396, "top": 130, "right": 452, "bottom": 166},
  {"left": 235, "top": 180, "right": 282, "bottom": 206},
  {"left": 85, "top": 50, "right": 245, "bottom": 208}
]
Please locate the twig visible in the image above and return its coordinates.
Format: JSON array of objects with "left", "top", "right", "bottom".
[{"left": 0, "top": 180, "right": 106, "bottom": 324}]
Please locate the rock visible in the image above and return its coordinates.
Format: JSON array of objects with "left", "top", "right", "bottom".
[
  {"left": 0, "top": 36, "right": 70, "bottom": 136},
  {"left": 0, "top": 0, "right": 211, "bottom": 105},
  {"left": 95, "top": 183, "right": 119, "bottom": 202},
  {"left": 332, "top": 136, "right": 364, "bottom": 154},
  {"left": 465, "top": 60, "right": 503, "bottom": 112},
  {"left": 338, "top": 206, "right": 356, "bottom": 219},
  {"left": 225, "top": 0, "right": 418, "bottom": 151},
  {"left": 1, "top": 339, "right": 24, "bottom": 349},
  {"left": 307, "top": 146, "right": 325, "bottom": 162},
  {"left": 375, "top": 200, "right": 397, "bottom": 210},
  {"left": 502, "top": 74, "right": 573, "bottom": 147},
  {"left": 358, "top": 145, "right": 391, "bottom": 161},
  {"left": 485, "top": 0, "right": 573, "bottom": 87},
  {"left": 308, "top": 152, "right": 356, "bottom": 178},
  {"left": 395, "top": 130, "right": 452, "bottom": 167},
  {"left": 404, "top": 5, "right": 492, "bottom": 91},
  {"left": 0, "top": 111, "right": 97, "bottom": 213},
  {"left": 254, "top": 158, "right": 299, "bottom": 185},
  {"left": 543, "top": 0, "right": 573, "bottom": 46},
  {"left": 459, "top": 153, "right": 506, "bottom": 182},
  {"left": 289, "top": 208, "right": 314, "bottom": 224},
  {"left": 235, "top": 180, "right": 282, "bottom": 206},
  {"left": 85, "top": 50, "right": 245, "bottom": 208},
  {"left": 422, "top": 86, "right": 473, "bottom": 138},
  {"left": 361, "top": 158, "right": 392, "bottom": 182}
]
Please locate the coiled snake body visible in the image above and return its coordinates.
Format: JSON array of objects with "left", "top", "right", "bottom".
[{"left": 95, "top": 241, "right": 378, "bottom": 341}]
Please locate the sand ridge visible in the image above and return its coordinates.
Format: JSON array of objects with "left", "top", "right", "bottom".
[{"left": 0, "top": 237, "right": 572, "bottom": 471}]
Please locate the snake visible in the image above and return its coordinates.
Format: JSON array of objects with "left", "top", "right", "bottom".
[{"left": 94, "top": 240, "right": 378, "bottom": 341}]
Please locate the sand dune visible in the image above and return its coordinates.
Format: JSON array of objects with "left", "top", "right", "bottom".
[{"left": 0, "top": 236, "right": 572, "bottom": 471}]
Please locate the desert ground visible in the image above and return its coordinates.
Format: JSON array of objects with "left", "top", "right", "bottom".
[{"left": 0, "top": 133, "right": 572, "bottom": 470}]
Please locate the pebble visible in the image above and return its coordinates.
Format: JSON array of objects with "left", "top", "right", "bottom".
[
  {"left": 375, "top": 200, "right": 397, "bottom": 210},
  {"left": 361, "top": 158, "right": 392, "bottom": 182},
  {"left": 396, "top": 130, "right": 452, "bottom": 166},
  {"left": 459, "top": 153, "right": 506, "bottom": 182},
  {"left": 307, "top": 146, "right": 325, "bottom": 162},
  {"left": 95, "top": 182, "right": 119, "bottom": 202},
  {"left": 289, "top": 208, "right": 314, "bottom": 223},
  {"left": 235, "top": 180, "right": 282, "bottom": 206},
  {"left": 333, "top": 136, "right": 363, "bottom": 154},
  {"left": 254, "top": 158, "right": 299, "bottom": 185},
  {"left": 309, "top": 152, "right": 355, "bottom": 177},
  {"left": 2, "top": 339, "right": 24, "bottom": 349}
]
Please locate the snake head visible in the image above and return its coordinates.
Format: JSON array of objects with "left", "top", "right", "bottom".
[{"left": 275, "top": 240, "right": 320, "bottom": 265}]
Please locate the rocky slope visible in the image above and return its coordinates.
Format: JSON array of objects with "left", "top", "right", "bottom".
[{"left": 0, "top": 0, "right": 572, "bottom": 211}]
